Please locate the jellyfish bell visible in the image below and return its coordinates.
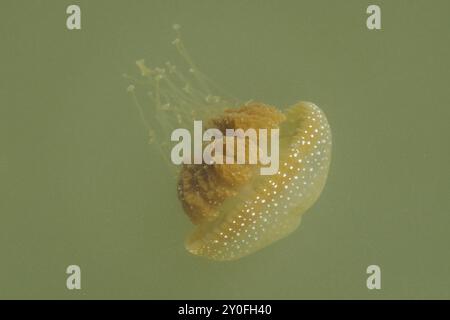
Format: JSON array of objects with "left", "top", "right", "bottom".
[
  {"left": 126, "top": 25, "right": 332, "bottom": 261},
  {"left": 179, "top": 101, "right": 332, "bottom": 261}
]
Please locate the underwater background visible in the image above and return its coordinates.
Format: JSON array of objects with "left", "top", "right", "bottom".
[{"left": 0, "top": 0, "right": 449, "bottom": 299}]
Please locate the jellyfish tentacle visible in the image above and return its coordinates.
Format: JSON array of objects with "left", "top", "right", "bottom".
[
  {"left": 127, "top": 85, "right": 151, "bottom": 132},
  {"left": 172, "top": 25, "right": 211, "bottom": 95},
  {"left": 171, "top": 24, "right": 239, "bottom": 108},
  {"left": 127, "top": 63, "right": 179, "bottom": 170}
]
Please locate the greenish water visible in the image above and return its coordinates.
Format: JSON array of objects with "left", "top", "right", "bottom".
[{"left": 0, "top": 0, "right": 449, "bottom": 299}]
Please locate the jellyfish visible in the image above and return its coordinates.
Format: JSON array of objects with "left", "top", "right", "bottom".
[{"left": 125, "top": 25, "right": 332, "bottom": 261}]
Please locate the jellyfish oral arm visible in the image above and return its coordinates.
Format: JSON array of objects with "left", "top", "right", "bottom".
[{"left": 170, "top": 120, "right": 279, "bottom": 175}]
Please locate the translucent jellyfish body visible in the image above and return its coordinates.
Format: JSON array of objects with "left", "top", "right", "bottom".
[{"left": 126, "top": 25, "right": 332, "bottom": 261}]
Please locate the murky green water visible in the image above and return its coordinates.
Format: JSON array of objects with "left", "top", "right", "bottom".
[{"left": 0, "top": 0, "right": 449, "bottom": 299}]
